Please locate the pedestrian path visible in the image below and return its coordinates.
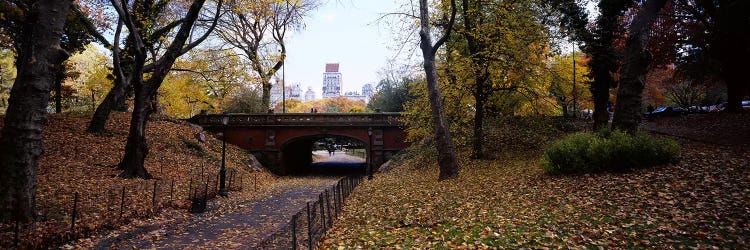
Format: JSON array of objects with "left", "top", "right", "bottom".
[{"left": 92, "top": 178, "right": 337, "bottom": 249}]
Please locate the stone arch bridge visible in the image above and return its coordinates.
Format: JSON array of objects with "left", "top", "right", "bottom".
[{"left": 188, "top": 113, "right": 409, "bottom": 175}]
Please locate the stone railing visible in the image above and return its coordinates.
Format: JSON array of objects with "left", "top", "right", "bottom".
[{"left": 188, "top": 113, "right": 403, "bottom": 127}]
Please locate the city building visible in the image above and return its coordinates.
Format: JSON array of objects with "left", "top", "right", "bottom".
[
  {"left": 270, "top": 77, "right": 302, "bottom": 108},
  {"left": 322, "top": 63, "right": 342, "bottom": 98},
  {"left": 342, "top": 83, "right": 375, "bottom": 103},
  {"left": 304, "top": 87, "right": 316, "bottom": 102},
  {"left": 362, "top": 83, "right": 374, "bottom": 100},
  {"left": 343, "top": 91, "right": 368, "bottom": 102}
]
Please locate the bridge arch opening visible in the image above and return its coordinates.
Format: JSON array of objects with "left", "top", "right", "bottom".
[{"left": 280, "top": 134, "right": 368, "bottom": 176}]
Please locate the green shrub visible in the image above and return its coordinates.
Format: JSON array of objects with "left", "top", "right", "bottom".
[{"left": 543, "top": 130, "right": 679, "bottom": 174}]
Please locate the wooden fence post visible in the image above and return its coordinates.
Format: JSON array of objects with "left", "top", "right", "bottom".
[
  {"left": 71, "top": 192, "right": 79, "bottom": 232},
  {"left": 170, "top": 179, "right": 175, "bottom": 205},
  {"left": 14, "top": 220, "right": 19, "bottom": 247},
  {"left": 119, "top": 187, "right": 126, "bottom": 220},
  {"left": 325, "top": 190, "right": 332, "bottom": 226},
  {"left": 306, "top": 202, "right": 313, "bottom": 250},
  {"left": 188, "top": 176, "right": 194, "bottom": 200},
  {"left": 152, "top": 181, "right": 158, "bottom": 213},
  {"left": 291, "top": 213, "right": 298, "bottom": 250},
  {"left": 319, "top": 194, "right": 326, "bottom": 232}
]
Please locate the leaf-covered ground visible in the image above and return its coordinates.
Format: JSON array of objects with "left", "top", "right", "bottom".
[
  {"left": 0, "top": 112, "right": 279, "bottom": 248},
  {"left": 643, "top": 112, "right": 750, "bottom": 146},
  {"left": 322, "top": 118, "right": 750, "bottom": 248}
]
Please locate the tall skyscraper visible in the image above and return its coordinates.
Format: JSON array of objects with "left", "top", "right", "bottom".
[{"left": 322, "top": 63, "right": 341, "bottom": 98}]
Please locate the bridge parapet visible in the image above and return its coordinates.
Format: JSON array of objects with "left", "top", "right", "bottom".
[{"left": 189, "top": 113, "right": 403, "bottom": 128}]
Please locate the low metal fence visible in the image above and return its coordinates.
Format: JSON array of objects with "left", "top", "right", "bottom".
[
  {"left": 258, "top": 175, "right": 363, "bottom": 249},
  {"left": 0, "top": 167, "right": 253, "bottom": 249}
]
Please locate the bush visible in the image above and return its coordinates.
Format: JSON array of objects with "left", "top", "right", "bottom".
[{"left": 543, "top": 130, "right": 680, "bottom": 174}]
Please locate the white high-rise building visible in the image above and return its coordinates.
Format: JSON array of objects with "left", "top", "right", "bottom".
[
  {"left": 322, "top": 63, "right": 341, "bottom": 98},
  {"left": 270, "top": 78, "right": 302, "bottom": 107},
  {"left": 304, "top": 87, "right": 316, "bottom": 102}
]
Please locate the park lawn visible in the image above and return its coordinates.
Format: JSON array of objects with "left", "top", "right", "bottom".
[{"left": 322, "top": 140, "right": 750, "bottom": 248}]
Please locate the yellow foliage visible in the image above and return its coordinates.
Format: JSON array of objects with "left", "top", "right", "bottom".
[
  {"left": 160, "top": 74, "right": 210, "bottom": 118},
  {"left": 274, "top": 97, "right": 368, "bottom": 113}
]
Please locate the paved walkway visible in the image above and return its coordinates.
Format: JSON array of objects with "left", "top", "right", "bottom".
[
  {"left": 310, "top": 150, "right": 366, "bottom": 176},
  {"left": 312, "top": 150, "right": 366, "bottom": 163},
  {"left": 93, "top": 178, "right": 338, "bottom": 249}
]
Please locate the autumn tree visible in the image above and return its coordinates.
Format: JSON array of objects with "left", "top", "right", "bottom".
[
  {"left": 367, "top": 77, "right": 413, "bottom": 112},
  {"left": 0, "top": 0, "right": 73, "bottom": 222},
  {"left": 64, "top": 44, "right": 112, "bottom": 111},
  {"left": 110, "top": 0, "right": 222, "bottom": 178},
  {"left": 548, "top": 53, "right": 592, "bottom": 117},
  {"left": 665, "top": 80, "right": 705, "bottom": 108},
  {"left": 673, "top": 0, "right": 750, "bottom": 112},
  {"left": 87, "top": 0, "right": 191, "bottom": 132},
  {"left": 165, "top": 48, "right": 253, "bottom": 116},
  {"left": 0, "top": 1, "right": 107, "bottom": 114},
  {"left": 452, "top": 0, "right": 551, "bottom": 159},
  {"left": 418, "top": 0, "right": 460, "bottom": 180},
  {"left": 586, "top": 0, "right": 633, "bottom": 130},
  {"left": 612, "top": 0, "right": 669, "bottom": 133},
  {"left": 215, "top": 0, "right": 317, "bottom": 109},
  {"left": 549, "top": 0, "right": 631, "bottom": 130},
  {"left": 225, "top": 85, "right": 266, "bottom": 113},
  {"left": 0, "top": 49, "right": 15, "bottom": 113},
  {"left": 160, "top": 74, "right": 210, "bottom": 118}
]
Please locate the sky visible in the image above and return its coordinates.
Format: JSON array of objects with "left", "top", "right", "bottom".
[{"left": 282, "top": 1, "right": 405, "bottom": 98}]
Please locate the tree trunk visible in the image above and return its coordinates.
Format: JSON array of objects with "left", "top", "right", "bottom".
[
  {"left": 87, "top": 82, "right": 126, "bottom": 132},
  {"left": 423, "top": 55, "right": 460, "bottom": 180},
  {"left": 720, "top": 41, "right": 747, "bottom": 113},
  {"left": 471, "top": 84, "right": 485, "bottom": 159},
  {"left": 590, "top": 79, "right": 611, "bottom": 131},
  {"left": 150, "top": 91, "right": 162, "bottom": 115},
  {"left": 0, "top": 0, "right": 72, "bottom": 222},
  {"left": 463, "top": 0, "right": 487, "bottom": 159},
  {"left": 582, "top": 0, "right": 632, "bottom": 131},
  {"left": 724, "top": 73, "right": 744, "bottom": 112},
  {"left": 715, "top": 1, "right": 749, "bottom": 113},
  {"left": 419, "top": 0, "right": 459, "bottom": 180},
  {"left": 88, "top": 24, "right": 133, "bottom": 133},
  {"left": 261, "top": 78, "right": 272, "bottom": 111},
  {"left": 612, "top": 0, "right": 668, "bottom": 133},
  {"left": 118, "top": 0, "right": 210, "bottom": 178},
  {"left": 118, "top": 82, "right": 152, "bottom": 178}
]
